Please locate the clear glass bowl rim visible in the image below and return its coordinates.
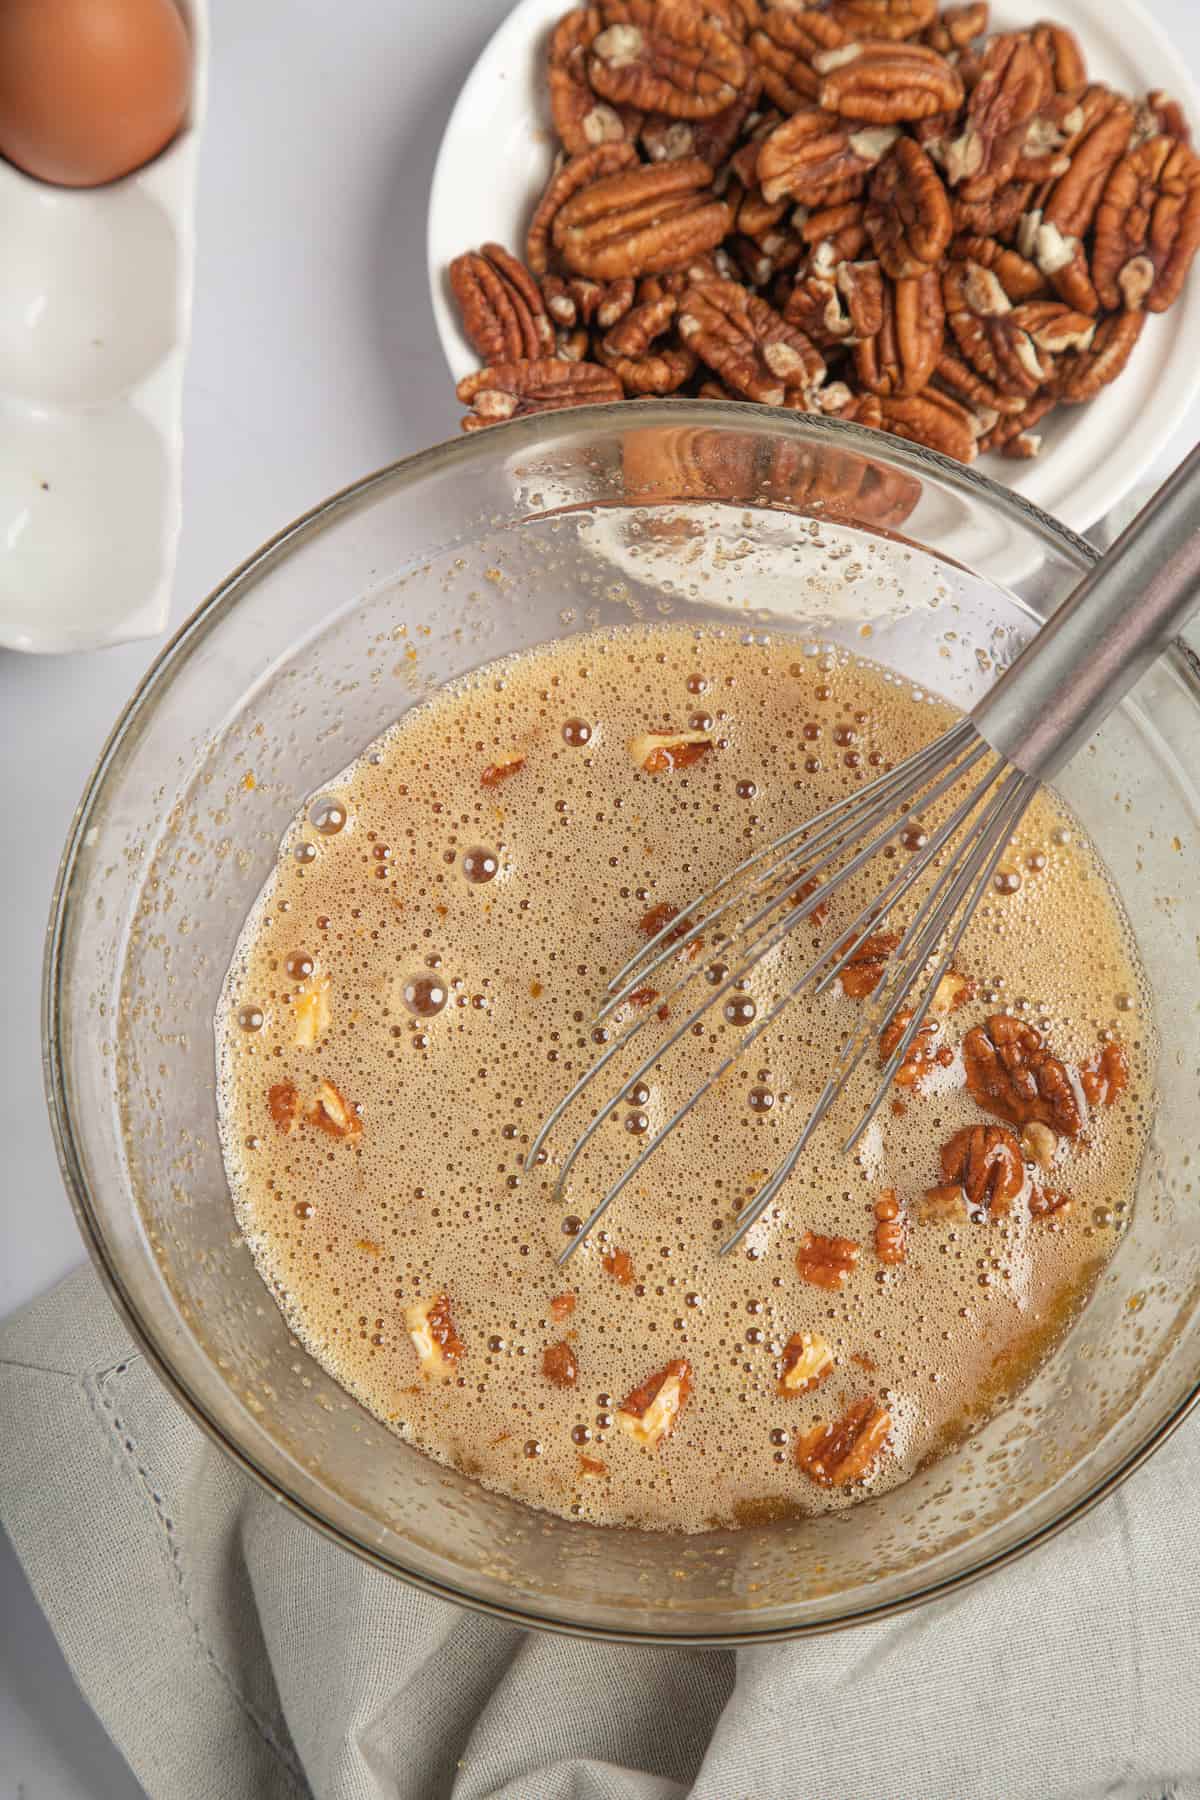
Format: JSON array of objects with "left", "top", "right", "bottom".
[{"left": 41, "top": 401, "right": 1200, "bottom": 1644}]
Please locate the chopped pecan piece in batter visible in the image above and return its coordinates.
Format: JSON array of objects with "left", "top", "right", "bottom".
[
  {"left": 542, "top": 1340, "right": 579, "bottom": 1389},
  {"left": 1080, "top": 1038, "right": 1129, "bottom": 1109},
  {"left": 549, "top": 1291, "right": 577, "bottom": 1321},
  {"left": 457, "top": 359, "right": 623, "bottom": 430},
  {"left": 961, "top": 1012, "right": 1084, "bottom": 1135},
  {"left": 480, "top": 750, "right": 526, "bottom": 787},
  {"left": 602, "top": 1245, "right": 635, "bottom": 1284},
  {"left": 628, "top": 727, "right": 714, "bottom": 772},
  {"left": 940, "top": 1122, "right": 1025, "bottom": 1216},
  {"left": 838, "top": 930, "right": 900, "bottom": 997},
  {"left": 865, "top": 137, "right": 953, "bottom": 278},
  {"left": 307, "top": 1079, "right": 361, "bottom": 1140},
  {"left": 1029, "top": 1184, "right": 1072, "bottom": 1220},
  {"left": 617, "top": 1358, "right": 692, "bottom": 1446},
  {"left": 878, "top": 1007, "right": 954, "bottom": 1088},
  {"left": 554, "top": 157, "right": 732, "bottom": 279},
  {"left": 406, "top": 1293, "right": 465, "bottom": 1377},
  {"left": 677, "top": 279, "right": 826, "bottom": 405},
  {"left": 1093, "top": 135, "right": 1200, "bottom": 313},
  {"left": 874, "top": 1189, "right": 907, "bottom": 1263},
  {"left": 267, "top": 1082, "right": 300, "bottom": 1135},
  {"left": 292, "top": 973, "right": 332, "bottom": 1049},
  {"left": 778, "top": 1329, "right": 835, "bottom": 1393},
  {"left": 796, "top": 1230, "right": 861, "bottom": 1290},
  {"left": 589, "top": 1, "right": 746, "bottom": 121},
  {"left": 917, "top": 1184, "right": 969, "bottom": 1222},
  {"left": 819, "top": 42, "right": 964, "bottom": 127},
  {"left": 1020, "top": 1119, "right": 1057, "bottom": 1171},
  {"left": 796, "top": 1397, "right": 891, "bottom": 1485}
]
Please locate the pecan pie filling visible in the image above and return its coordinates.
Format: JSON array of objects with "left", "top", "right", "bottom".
[{"left": 218, "top": 626, "right": 1151, "bottom": 1531}]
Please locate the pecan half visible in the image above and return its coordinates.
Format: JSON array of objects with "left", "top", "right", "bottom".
[
  {"left": 1093, "top": 135, "right": 1200, "bottom": 313},
  {"left": 450, "top": 244, "right": 555, "bottom": 363},
  {"left": 796, "top": 1230, "right": 861, "bottom": 1290},
  {"left": 1051, "top": 310, "right": 1144, "bottom": 402},
  {"left": 457, "top": 358, "right": 623, "bottom": 429},
  {"left": 838, "top": 929, "right": 900, "bottom": 995},
  {"left": 950, "top": 232, "right": 1047, "bottom": 300},
  {"left": 953, "top": 178, "right": 1033, "bottom": 238},
  {"left": 1029, "top": 21, "right": 1086, "bottom": 94},
  {"left": 554, "top": 157, "right": 732, "bottom": 278},
  {"left": 856, "top": 267, "right": 944, "bottom": 394},
  {"left": 819, "top": 43, "right": 964, "bottom": 126},
  {"left": 940, "top": 1122, "right": 1025, "bottom": 1216},
  {"left": 589, "top": 1, "right": 746, "bottom": 120},
  {"left": 785, "top": 242, "right": 861, "bottom": 344},
  {"left": 879, "top": 388, "right": 980, "bottom": 460},
  {"left": 801, "top": 196, "right": 870, "bottom": 260},
  {"left": 923, "top": 3, "right": 988, "bottom": 55},
  {"left": 617, "top": 1357, "right": 692, "bottom": 1446},
  {"left": 526, "top": 143, "right": 639, "bottom": 275},
  {"left": 1040, "top": 87, "right": 1134, "bottom": 241},
  {"left": 549, "top": 7, "right": 642, "bottom": 155},
  {"left": 945, "top": 34, "right": 1048, "bottom": 198},
  {"left": 749, "top": 9, "right": 847, "bottom": 115},
  {"left": 874, "top": 1190, "right": 907, "bottom": 1263},
  {"left": 406, "top": 1293, "right": 465, "bottom": 1376},
  {"left": 542, "top": 1340, "right": 579, "bottom": 1388},
  {"left": 830, "top": 0, "right": 936, "bottom": 40},
  {"left": 977, "top": 392, "right": 1056, "bottom": 457},
  {"left": 943, "top": 258, "right": 1047, "bottom": 399},
  {"left": 962, "top": 1013, "right": 1084, "bottom": 1135},
  {"left": 1133, "top": 90, "right": 1192, "bottom": 150},
  {"left": 865, "top": 137, "right": 952, "bottom": 277},
  {"left": 796, "top": 1397, "right": 891, "bottom": 1485},
  {"left": 758, "top": 107, "right": 898, "bottom": 206},
  {"left": 677, "top": 279, "right": 826, "bottom": 404},
  {"left": 778, "top": 1329, "right": 835, "bottom": 1393},
  {"left": 597, "top": 294, "right": 698, "bottom": 392},
  {"left": 542, "top": 273, "right": 636, "bottom": 329},
  {"left": 643, "top": 70, "right": 763, "bottom": 168}
]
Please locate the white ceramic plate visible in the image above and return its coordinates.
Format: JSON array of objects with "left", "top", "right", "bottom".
[
  {"left": 0, "top": 0, "right": 207, "bottom": 654},
  {"left": 428, "top": 0, "right": 1200, "bottom": 536}
]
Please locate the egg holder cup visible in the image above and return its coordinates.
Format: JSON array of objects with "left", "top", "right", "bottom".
[{"left": 0, "top": 0, "right": 207, "bottom": 654}]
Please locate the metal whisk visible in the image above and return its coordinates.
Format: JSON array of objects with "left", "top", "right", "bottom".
[{"left": 528, "top": 444, "right": 1200, "bottom": 1263}]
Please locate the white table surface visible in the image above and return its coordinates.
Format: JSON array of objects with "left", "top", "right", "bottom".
[{"left": 3, "top": 0, "right": 1200, "bottom": 1791}]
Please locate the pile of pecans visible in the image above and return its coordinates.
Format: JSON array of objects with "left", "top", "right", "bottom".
[{"left": 447, "top": 0, "right": 1200, "bottom": 462}]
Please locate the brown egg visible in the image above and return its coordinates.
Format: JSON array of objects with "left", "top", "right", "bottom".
[{"left": 0, "top": 0, "right": 191, "bottom": 188}]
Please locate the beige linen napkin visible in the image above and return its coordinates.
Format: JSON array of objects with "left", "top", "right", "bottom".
[{"left": 0, "top": 1265, "right": 1194, "bottom": 1800}]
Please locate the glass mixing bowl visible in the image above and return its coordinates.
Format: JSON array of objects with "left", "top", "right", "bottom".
[{"left": 45, "top": 403, "right": 1200, "bottom": 1642}]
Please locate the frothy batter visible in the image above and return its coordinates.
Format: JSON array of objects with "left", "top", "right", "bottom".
[{"left": 217, "top": 625, "right": 1151, "bottom": 1531}]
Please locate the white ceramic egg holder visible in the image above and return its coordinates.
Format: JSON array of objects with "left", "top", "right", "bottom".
[{"left": 0, "top": 0, "right": 207, "bottom": 653}]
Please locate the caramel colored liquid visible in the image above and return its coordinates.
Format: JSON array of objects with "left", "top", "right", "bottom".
[{"left": 217, "top": 626, "right": 1152, "bottom": 1531}]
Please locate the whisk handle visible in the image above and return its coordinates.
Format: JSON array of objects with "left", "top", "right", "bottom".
[{"left": 972, "top": 440, "right": 1200, "bottom": 779}]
